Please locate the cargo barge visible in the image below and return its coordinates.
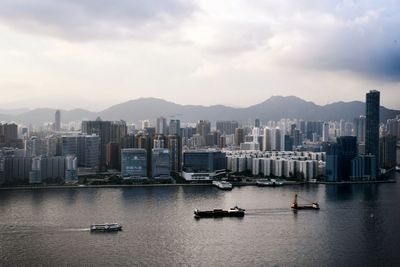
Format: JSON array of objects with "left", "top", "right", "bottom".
[
  {"left": 194, "top": 206, "right": 245, "bottom": 218},
  {"left": 291, "top": 194, "right": 319, "bottom": 210}
]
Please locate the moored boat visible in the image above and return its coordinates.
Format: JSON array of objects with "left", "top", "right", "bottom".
[
  {"left": 194, "top": 206, "right": 245, "bottom": 218},
  {"left": 90, "top": 223, "right": 122, "bottom": 232},
  {"left": 256, "top": 179, "right": 284, "bottom": 187},
  {"left": 212, "top": 180, "right": 233, "bottom": 190}
]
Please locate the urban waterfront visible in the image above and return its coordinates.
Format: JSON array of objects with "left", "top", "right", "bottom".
[{"left": 0, "top": 173, "right": 399, "bottom": 267}]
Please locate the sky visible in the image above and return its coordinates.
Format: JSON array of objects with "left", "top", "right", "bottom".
[{"left": 0, "top": 0, "right": 399, "bottom": 111}]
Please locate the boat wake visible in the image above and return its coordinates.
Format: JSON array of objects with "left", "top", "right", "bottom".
[
  {"left": 245, "top": 208, "right": 294, "bottom": 216},
  {"left": 62, "top": 228, "right": 91, "bottom": 232}
]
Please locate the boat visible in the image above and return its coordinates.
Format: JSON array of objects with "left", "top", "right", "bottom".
[
  {"left": 212, "top": 180, "right": 233, "bottom": 190},
  {"left": 256, "top": 179, "right": 284, "bottom": 187},
  {"left": 90, "top": 223, "right": 122, "bottom": 232},
  {"left": 291, "top": 194, "right": 319, "bottom": 210},
  {"left": 194, "top": 206, "right": 245, "bottom": 218}
]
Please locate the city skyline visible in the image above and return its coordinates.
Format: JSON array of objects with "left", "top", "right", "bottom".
[{"left": 0, "top": 1, "right": 399, "bottom": 110}]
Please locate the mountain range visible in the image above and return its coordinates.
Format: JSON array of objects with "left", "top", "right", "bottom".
[{"left": 0, "top": 96, "right": 398, "bottom": 125}]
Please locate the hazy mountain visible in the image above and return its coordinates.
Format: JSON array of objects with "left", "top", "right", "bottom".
[
  {"left": 0, "top": 96, "right": 398, "bottom": 125},
  {"left": 0, "top": 108, "right": 96, "bottom": 125},
  {"left": 0, "top": 108, "right": 30, "bottom": 116}
]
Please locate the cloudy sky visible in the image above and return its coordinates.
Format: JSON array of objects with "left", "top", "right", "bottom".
[{"left": 0, "top": 0, "right": 399, "bottom": 110}]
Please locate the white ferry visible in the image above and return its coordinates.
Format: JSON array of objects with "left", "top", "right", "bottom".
[
  {"left": 90, "top": 223, "right": 122, "bottom": 232},
  {"left": 212, "top": 180, "right": 233, "bottom": 190}
]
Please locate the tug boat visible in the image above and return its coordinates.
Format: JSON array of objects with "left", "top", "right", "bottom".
[
  {"left": 291, "top": 194, "right": 320, "bottom": 210},
  {"left": 194, "top": 206, "right": 245, "bottom": 219},
  {"left": 90, "top": 223, "right": 122, "bottom": 232}
]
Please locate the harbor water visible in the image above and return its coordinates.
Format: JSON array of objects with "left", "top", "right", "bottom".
[{"left": 0, "top": 173, "right": 399, "bottom": 266}]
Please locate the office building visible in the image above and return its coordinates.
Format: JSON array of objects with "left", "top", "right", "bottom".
[
  {"left": 379, "top": 135, "right": 396, "bottom": 169},
  {"left": 351, "top": 155, "right": 377, "bottom": 180},
  {"left": 121, "top": 148, "right": 147, "bottom": 178},
  {"left": 326, "top": 136, "right": 357, "bottom": 182},
  {"left": 151, "top": 148, "right": 170, "bottom": 179},
  {"left": 182, "top": 151, "right": 226, "bottom": 181}
]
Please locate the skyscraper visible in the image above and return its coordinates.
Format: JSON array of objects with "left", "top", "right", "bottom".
[
  {"left": 322, "top": 122, "right": 329, "bottom": 142},
  {"left": 167, "top": 134, "right": 182, "bottom": 173},
  {"left": 156, "top": 117, "right": 168, "bottom": 135},
  {"left": 263, "top": 127, "right": 271, "bottom": 151},
  {"left": 235, "top": 128, "right": 244, "bottom": 147},
  {"left": 169, "top": 120, "right": 181, "bottom": 136},
  {"left": 54, "top": 110, "right": 61, "bottom": 132},
  {"left": 365, "top": 90, "right": 380, "bottom": 165},
  {"left": 354, "top": 115, "right": 366, "bottom": 143}
]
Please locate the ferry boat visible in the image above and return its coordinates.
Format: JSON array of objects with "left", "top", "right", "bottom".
[
  {"left": 194, "top": 206, "right": 245, "bottom": 219},
  {"left": 90, "top": 223, "right": 122, "bottom": 232},
  {"left": 212, "top": 180, "right": 233, "bottom": 190},
  {"left": 291, "top": 194, "right": 319, "bottom": 210}
]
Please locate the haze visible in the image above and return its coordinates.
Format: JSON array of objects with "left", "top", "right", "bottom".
[{"left": 0, "top": 0, "right": 399, "bottom": 111}]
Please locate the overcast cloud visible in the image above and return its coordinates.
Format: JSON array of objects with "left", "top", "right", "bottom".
[{"left": 0, "top": 0, "right": 399, "bottom": 110}]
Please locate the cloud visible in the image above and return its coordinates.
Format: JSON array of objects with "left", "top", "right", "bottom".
[
  {"left": 181, "top": 0, "right": 400, "bottom": 81},
  {"left": 0, "top": 0, "right": 196, "bottom": 41}
]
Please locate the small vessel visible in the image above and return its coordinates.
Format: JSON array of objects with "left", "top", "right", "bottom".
[
  {"left": 90, "top": 223, "right": 122, "bottom": 232},
  {"left": 291, "top": 194, "right": 319, "bottom": 210},
  {"left": 212, "top": 180, "right": 233, "bottom": 190},
  {"left": 256, "top": 179, "right": 284, "bottom": 187},
  {"left": 194, "top": 206, "right": 245, "bottom": 219}
]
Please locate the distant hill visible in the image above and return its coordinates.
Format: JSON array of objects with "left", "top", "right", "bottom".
[{"left": 0, "top": 96, "right": 398, "bottom": 125}]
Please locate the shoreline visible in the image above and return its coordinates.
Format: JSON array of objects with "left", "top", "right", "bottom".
[
  {"left": 315, "top": 179, "right": 396, "bottom": 185},
  {"left": 0, "top": 179, "right": 396, "bottom": 190}
]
